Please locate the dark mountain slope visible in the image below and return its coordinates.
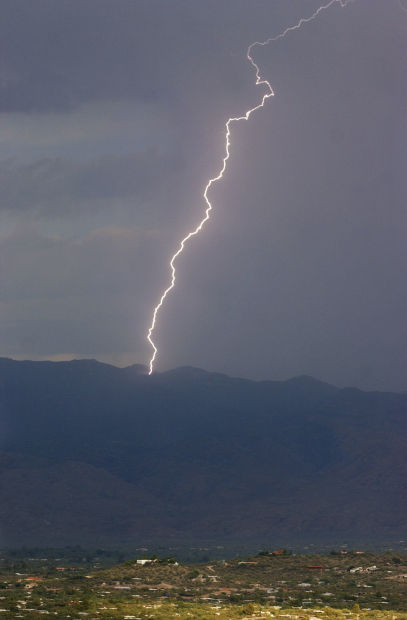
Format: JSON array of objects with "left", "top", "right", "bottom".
[{"left": 0, "top": 358, "right": 406, "bottom": 546}]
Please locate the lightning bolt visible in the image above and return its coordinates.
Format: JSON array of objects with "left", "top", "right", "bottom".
[{"left": 147, "top": 0, "right": 352, "bottom": 375}]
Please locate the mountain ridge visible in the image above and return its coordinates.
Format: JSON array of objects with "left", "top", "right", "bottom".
[
  {"left": 0, "top": 357, "right": 406, "bottom": 547},
  {"left": 1, "top": 356, "right": 403, "bottom": 393}
]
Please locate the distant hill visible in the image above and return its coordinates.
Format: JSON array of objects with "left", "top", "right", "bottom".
[{"left": 0, "top": 357, "right": 406, "bottom": 547}]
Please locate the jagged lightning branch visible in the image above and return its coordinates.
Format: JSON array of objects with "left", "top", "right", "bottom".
[{"left": 147, "top": 0, "right": 351, "bottom": 375}]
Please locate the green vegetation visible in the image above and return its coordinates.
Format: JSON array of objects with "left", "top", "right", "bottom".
[{"left": 0, "top": 550, "right": 406, "bottom": 619}]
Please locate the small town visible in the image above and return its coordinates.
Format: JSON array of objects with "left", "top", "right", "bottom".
[{"left": 1, "top": 550, "right": 406, "bottom": 619}]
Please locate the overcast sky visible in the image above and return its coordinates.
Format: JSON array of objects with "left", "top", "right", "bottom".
[{"left": 0, "top": 0, "right": 406, "bottom": 391}]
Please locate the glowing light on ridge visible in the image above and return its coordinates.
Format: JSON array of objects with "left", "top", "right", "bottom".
[{"left": 147, "top": 0, "right": 351, "bottom": 375}]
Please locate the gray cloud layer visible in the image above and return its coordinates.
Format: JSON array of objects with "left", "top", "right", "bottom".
[{"left": 0, "top": 152, "right": 165, "bottom": 214}]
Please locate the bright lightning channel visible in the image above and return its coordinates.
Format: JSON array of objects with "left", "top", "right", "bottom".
[{"left": 147, "top": 0, "right": 351, "bottom": 375}]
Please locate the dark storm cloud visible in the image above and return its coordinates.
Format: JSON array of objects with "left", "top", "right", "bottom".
[
  {"left": 0, "top": 0, "right": 322, "bottom": 113},
  {"left": 0, "top": 0, "right": 160, "bottom": 112},
  {"left": 0, "top": 0, "right": 259, "bottom": 112}
]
